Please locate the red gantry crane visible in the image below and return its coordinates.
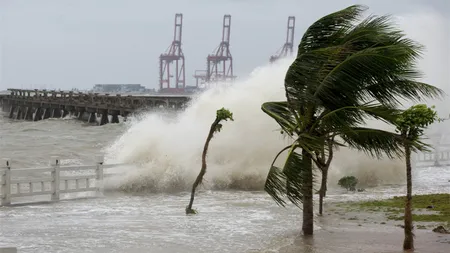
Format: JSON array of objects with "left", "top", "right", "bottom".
[
  {"left": 270, "top": 16, "right": 295, "bottom": 63},
  {"left": 194, "top": 15, "right": 235, "bottom": 88},
  {"left": 159, "top": 13, "right": 186, "bottom": 93}
]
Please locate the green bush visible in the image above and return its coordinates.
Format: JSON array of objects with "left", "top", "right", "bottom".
[{"left": 338, "top": 176, "right": 358, "bottom": 191}]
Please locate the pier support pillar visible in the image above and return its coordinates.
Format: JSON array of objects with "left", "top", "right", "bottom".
[
  {"left": 99, "top": 111, "right": 109, "bottom": 126},
  {"left": 15, "top": 107, "right": 22, "bottom": 120},
  {"left": 43, "top": 108, "right": 51, "bottom": 119},
  {"left": 88, "top": 113, "right": 96, "bottom": 123},
  {"left": 24, "top": 107, "right": 33, "bottom": 120},
  {"left": 123, "top": 112, "right": 129, "bottom": 122},
  {"left": 33, "top": 108, "right": 42, "bottom": 121},
  {"left": 9, "top": 106, "right": 15, "bottom": 118},
  {"left": 77, "top": 110, "right": 85, "bottom": 120},
  {"left": 62, "top": 110, "right": 69, "bottom": 118},
  {"left": 51, "top": 108, "right": 61, "bottom": 118},
  {"left": 111, "top": 113, "right": 119, "bottom": 124}
]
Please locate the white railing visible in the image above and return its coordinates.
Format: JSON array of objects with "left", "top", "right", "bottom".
[
  {"left": 415, "top": 150, "right": 450, "bottom": 168},
  {"left": 416, "top": 151, "right": 450, "bottom": 162},
  {"left": 0, "top": 156, "right": 123, "bottom": 206}
]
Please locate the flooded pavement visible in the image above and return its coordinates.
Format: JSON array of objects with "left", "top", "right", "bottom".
[
  {"left": 1, "top": 190, "right": 449, "bottom": 253},
  {"left": 271, "top": 225, "right": 450, "bottom": 253}
]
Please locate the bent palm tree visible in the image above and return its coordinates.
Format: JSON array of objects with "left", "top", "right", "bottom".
[
  {"left": 262, "top": 5, "right": 442, "bottom": 235},
  {"left": 186, "top": 108, "right": 233, "bottom": 215}
]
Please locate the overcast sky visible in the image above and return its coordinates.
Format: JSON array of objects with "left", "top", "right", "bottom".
[{"left": 0, "top": 0, "right": 448, "bottom": 91}]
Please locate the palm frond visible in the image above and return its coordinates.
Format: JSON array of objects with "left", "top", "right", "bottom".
[
  {"left": 297, "top": 133, "right": 327, "bottom": 153},
  {"left": 365, "top": 80, "right": 443, "bottom": 105},
  {"left": 265, "top": 165, "right": 288, "bottom": 206},
  {"left": 311, "top": 14, "right": 443, "bottom": 107},
  {"left": 287, "top": 9, "right": 443, "bottom": 113},
  {"left": 297, "top": 4, "right": 366, "bottom": 55},
  {"left": 409, "top": 139, "right": 432, "bottom": 153},
  {"left": 261, "top": 101, "right": 297, "bottom": 136},
  {"left": 338, "top": 127, "right": 404, "bottom": 158},
  {"left": 284, "top": 151, "right": 306, "bottom": 207},
  {"left": 339, "top": 126, "right": 433, "bottom": 159},
  {"left": 314, "top": 103, "right": 403, "bottom": 132},
  {"left": 285, "top": 5, "right": 367, "bottom": 110},
  {"left": 264, "top": 148, "right": 308, "bottom": 208}
]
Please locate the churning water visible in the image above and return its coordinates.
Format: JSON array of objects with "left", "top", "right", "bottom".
[
  {"left": 102, "top": 58, "right": 409, "bottom": 193},
  {"left": 103, "top": 58, "right": 292, "bottom": 192}
]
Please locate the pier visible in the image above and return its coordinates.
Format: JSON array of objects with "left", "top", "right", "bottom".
[{"left": 0, "top": 89, "right": 192, "bottom": 125}]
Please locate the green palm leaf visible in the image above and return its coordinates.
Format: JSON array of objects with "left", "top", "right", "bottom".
[
  {"left": 261, "top": 101, "right": 297, "bottom": 136},
  {"left": 297, "top": 5, "right": 366, "bottom": 56},
  {"left": 264, "top": 147, "right": 306, "bottom": 207},
  {"left": 314, "top": 103, "right": 403, "bottom": 131},
  {"left": 265, "top": 165, "right": 288, "bottom": 206},
  {"left": 286, "top": 7, "right": 443, "bottom": 110},
  {"left": 338, "top": 127, "right": 404, "bottom": 158}
]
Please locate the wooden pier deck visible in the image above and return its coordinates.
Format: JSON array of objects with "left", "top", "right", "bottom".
[{"left": 0, "top": 89, "right": 192, "bottom": 125}]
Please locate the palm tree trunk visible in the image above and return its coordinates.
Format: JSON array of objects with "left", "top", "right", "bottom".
[
  {"left": 318, "top": 138, "right": 333, "bottom": 216},
  {"left": 302, "top": 149, "right": 314, "bottom": 235},
  {"left": 403, "top": 143, "right": 414, "bottom": 250},
  {"left": 186, "top": 119, "right": 220, "bottom": 214},
  {"left": 319, "top": 168, "right": 328, "bottom": 216}
]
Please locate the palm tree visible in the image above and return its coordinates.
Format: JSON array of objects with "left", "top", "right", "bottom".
[
  {"left": 186, "top": 108, "right": 233, "bottom": 214},
  {"left": 262, "top": 5, "right": 442, "bottom": 235},
  {"left": 395, "top": 104, "right": 439, "bottom": 250}
]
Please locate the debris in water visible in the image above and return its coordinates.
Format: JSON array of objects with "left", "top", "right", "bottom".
[{"left": 432, "top": 226, "right": 449, "bottom": 234}]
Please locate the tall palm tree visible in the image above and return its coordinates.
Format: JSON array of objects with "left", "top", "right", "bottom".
[
  {"left": 395, "top": 104, "right": 438, "bottom": 250},
  {"left": 262, "top": 5, "right": 442, "bottom": 235}
]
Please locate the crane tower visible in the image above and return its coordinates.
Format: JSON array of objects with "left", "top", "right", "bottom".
[
  {"left": 270, "top": 16, "right": 295, "bottom": 63},
  {"left": 194, "top": 15, "right": 235, "bottom": 87},
  {"left": 159, "top": 13, "right": 186, "bottom": 93}
]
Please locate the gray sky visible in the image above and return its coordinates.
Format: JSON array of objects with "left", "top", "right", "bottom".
[{"left": 0, "top": 0, "right": 448, "bottom": 90}]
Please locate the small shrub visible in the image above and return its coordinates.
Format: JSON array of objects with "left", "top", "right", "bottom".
[{"left": 338, "top": 176, "right": 358, "bottom": 191}]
